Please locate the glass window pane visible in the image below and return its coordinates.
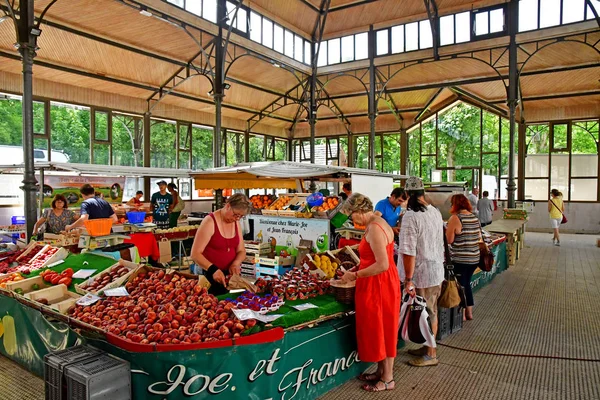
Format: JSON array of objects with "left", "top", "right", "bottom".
[
  {"left": 482, "top": 154, "right": 500, "bottom": 198},
  {"left": 186, "top": 0, "right": 202, "bottom": 16},
  {"left": 571, "top": 179, "right": 597, "bottom": 201},
  {"left": 179, "top": 124, "right": 190, "bottom": 150},
  {"left": 353, "top": 136, "right": 369, "bottom": 169},
  {"left": 328, "top": 38, "right": 341, "bottom": 64},
  {"left": 250, "top": 12, "right": 261, "bottom": 43},
  {"left": 408, "top": 127, "right": 420, "bottom": 177},
  {"left": 202, "top": 0, "right": 217, "bottom": 23},
  {"left": 551, "top": 153, "right": 569, "bottom": 197},
  {"left": 490, "top": 8, "right": 505, "bottom": 32},
  {"left": 262, "top": 19, "right": 273, "bottom": 48},
  {"left": 150, "top": 120, "right": 176, "bottom": 168},
  {"left": 93, "top": 144, "right": 109, "bottom": 165},
  {"left": 563, "top": 0, "right": 585, "bottom": 23},
  {"left": 540, "top": 0, "right": 560, "bottom": 28},
  {"left": 248, "top": 135, "right": 264, "bottom": 162},
  {"left": 382, "top": 134, "right": 401, "bottom": 174},
  {"left": 421, "top": 118, "right": 436, "bottom": 155},
  {"left": 275, "top": 140, "right": 287, "bottom": 161},
  {"left": 456, "top": 12, "right": 471, "bottom": 42},
  {"left": 225, "top": 1, "right": 234, "bottom": 26},
  {"left": 588, "top": 0, "right": 600, "bottom": 20},
  {"left": 419, "top": 20, "right": 433, "bottom": 49},
  {"left": 405, "top": 22, "right": 419, "bottom": 51},
  {"left": 192, "top": 125, "right": 213, "bottom": 170},
  {"left": 355, "top": 32, "right": 368, "bottom": 59},
  {"left": 475, "top": 11, "right": 489, "bottom": 35},
  {"left": 440, "top": 16, "right": 454, "bottom": 46},
  {"left": 50, "top": 102, "right": 91, "bottom": 163},
  {"left": 376, "top": 29, "right": 388, "bottom": 55},
  {"left": 552, "top": 123, "right": 568, "bottom": 150},
  {"left": 168, "top": 0, "right": 184, "bottom": 7},
  {"left": 525, "top": 125, "right": 550, "bottom": 177},
  {"left": 304, "top": 41, "right": 311, "bottom": 64},
  {"left": 391, "top": 25, "right": 404, "bottom": 53},
  {"left": 112, "top": 114, "right": 142, "bottom": 167},
  {"left": 525, "top": 179, "right": 548, "bottom": 200},
  {"left": 341, "top": 35, "right": 354, "bottom": 62},
  {"left": 317, "top": 41, "right": 327, "bottom": 66},
  {"left": 226, "top": 132, "right": 244, "bottom": 166},
  {"left": 274, "top": 25, "right": 284, "bottom": 53},
  {"left": 482, "top": 111, "right": 500, "bottom": 153},
  {"left": 33, "top": 101, "right": 45, "bottom": 135},
  {"left": 519, "top": 0, "right": 539, "bottom": 31},
  {"left": 284, "top": 30, "right": 294, "bottom": 58},
  {"left": 437, "top": 102, "right": 481, "bottom": 169},
  {"left": 94, "top": 112, "right": 108, "bottom": 141},
  {"left": 572, "top": 121, "right": 598, "bottom": 176},
  {"left": 421, "top": 156, "right": 436, "bottom": 181},
  {"left": 294, "top": 35, "right": 303, "bottom": 62},
  {"left": 237, "top": 8, "right": 247, "bottom": 32}
]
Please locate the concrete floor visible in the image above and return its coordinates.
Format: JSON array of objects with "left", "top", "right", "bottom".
[{"left": 1, "top": 232, "right": 599, "bottom": 400}]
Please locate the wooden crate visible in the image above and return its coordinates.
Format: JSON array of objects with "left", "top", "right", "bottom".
[
  {"left": 6, "top": 276, "right": 48, "bottom": 294},
  {"left": 43, "top": 233, "right": 80, "bottom": 247},
  {"left": 25, "top": 284, "right": 81, "bottom": 314},
  {"left": 74, "top": 260, "right": 140, "bottom": 295},
  {"left": 256, "top": 265, "right": 293, "bottom": 278},
  {"left": 15, "top": 242, "right": 47, "bottom": 262},
  {"left": 255, "top": 255, "right": 295, "bottom": 267}
]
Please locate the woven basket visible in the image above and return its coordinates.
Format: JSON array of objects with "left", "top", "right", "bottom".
[
  {"left": 83, "top": 218, "right": 113, "bottom": 236},
  {"left": 330, "top": 279, "right": 356, "bottom": 304}
]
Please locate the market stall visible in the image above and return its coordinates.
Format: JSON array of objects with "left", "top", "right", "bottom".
[{"left": 485, "top": 209, "right": 529, "bottom": 265}]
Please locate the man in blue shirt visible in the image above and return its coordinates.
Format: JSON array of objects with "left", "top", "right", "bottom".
[
  {"left": 375, "top": 187, "right": 407, "bottom": 235},
  {"left": 66, "top": 184, "right": 118, "bottom": 231}
]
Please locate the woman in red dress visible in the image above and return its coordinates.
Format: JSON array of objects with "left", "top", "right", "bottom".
[{"left": 341, "top": 193, "right": 401, "bottom": 392}]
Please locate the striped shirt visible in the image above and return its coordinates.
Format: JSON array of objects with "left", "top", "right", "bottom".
[{"left": 450, "top": 213, "right": 481, "bottom": 265}]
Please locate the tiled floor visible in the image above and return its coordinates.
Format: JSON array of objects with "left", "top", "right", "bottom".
[{"left": 1, "top": 232, "right": 599, "bottom": 400}]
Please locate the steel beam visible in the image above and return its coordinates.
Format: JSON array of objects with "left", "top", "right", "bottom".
[
  {"left": 507, "top": 0, "right": 518, "bottom": 208},
  {"left": 585, "top": 0, "right": 600, "bottom": 27},
  {"left": 247, "top": 81, "right": 306, "bottom": 130},
  {"left": 329, "top": 0, "right": 379, "bottom": 12},
  {"left": 450, "top": 86, "right": 508, "bottom": 116},
  {"left": 423, "top": 0, "right": 439, "bottom": 60},
  {"left": 415, "top": 87, "right": 444, "bottom": 121},
  {"left": 299, "top": 0, "right": 320, "bottom": 13},
  {"left": 368, "top": 26, "right": 376, "bottom": 170}
]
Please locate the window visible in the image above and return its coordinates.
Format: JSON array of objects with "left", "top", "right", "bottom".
[
  {"left": 50, "top": 102, "right": 91, "bottom": 163},
  {"left": 563, "top": 0, "right": 585, "bottom": 24},
  {"left": 440, "top": 16, "right": 454, "bottom": 46},
  {"left": 202, "top": 0, "right": 217, "bottom": 23},
  {"left": 419, "top": 20, "right": 432, "bottom": 49},
  {"left": 520, "top": 0, "right": 589, "bottom": 32},
  {"left": 540, "top": 0, "right": 561, "bottom": 28},
  {"left": 475, "top": 11, "right": 490, "bottom": 35},
  {"left": 248, "top": 135, "right": 264, "bottom": 162},
  {"left": 317, "top": 41, "right": 327, "bottom": 66},
  {"left": 305, "top": 41, "right": 311, "bottom": 65},
  {"left": 405, "top": 22, "right": 419, "bottom": 51},
  {"left": 236, "top": 8, "right": 247, "bottom": 32},
  {"left": 391, "top": 25, "right": 404, "bottom": 53},
  {"left": 250, "top": 12, "right": 261, "bottom": 43},
  {"left": 284, "top": 30, "right": 294, "bottom": 58},
  {"left": 355, "top": 32, "right": 368, "bottom": 60},
  {"left": 294, "top": 35, "right": 304, "bottom": 62},
  {"left": 490, "top": 8, "right": 504, "bottom": 32},
  {"left": 226, "top": 131, "right": 244, "bottom": 166},
  {"left": 192, "top": 125, "right": 213, "bottom": 170},
  {"left": 112, "top": 114, "right": 143, "bottom": 167},
  {"left": 150, "top": 120, "right": 177, "bottom": 168},
  {"left": 571, "top": 120, "right": 598, "bottom": 201},
  {"left": 456, "top": 12, "right": 471, "bottom": 43},
  {"left": 519, "top": 0, "right": 539, "bottom": 31},
  {"left": 167, "top": 0, "right": 184, "bottom": 7},
  {"left": 94, "top": 111, "right": 109, "bottom": 141},
  {"left": 588, "top": 0, "right": 600, "bottom": 20},
  {"left": 376, "top": 30, "right": 389, "bottom": 55},
  {"left": 382, "top": 134, "right": 401, "bottom": 174},
  {"left": 178, "top": 123, "right": 191, "bottom": 169},
  {"left": 328, "top": 38, "right": 341, "bottom": 64},
  {"left": 185, "top": 0, "right": 202, "bottom": 16},
  {"left": 275, "top": 140, "right": 287, "bottom": 161},
  {"left": 262, "top": 18, "right": 273, "bottom": 48},
  {"left": 274, "top": 25, "right": 284, "bottom": 53},
  {"left": 341, "top": 35, "right": 354, "bottom": 62}
]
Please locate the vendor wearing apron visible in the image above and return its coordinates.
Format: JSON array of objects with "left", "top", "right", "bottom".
[{"left": 190, "top": 194, "right": 251, "bottom": 294}]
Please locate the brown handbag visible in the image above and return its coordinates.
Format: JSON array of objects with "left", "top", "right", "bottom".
[
  {"left": 438, "top": 228, "right": 464, "bottom": 308},
  {"left": 479, "top": 223, "right": 494, "bottom": 272}
]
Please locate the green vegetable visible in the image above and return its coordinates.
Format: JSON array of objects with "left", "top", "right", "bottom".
[
  {"left": 14, "top": 288, "right": 24, "bottom": 295},
  {"left": 32, "top": 283, "right": 40, "bottom": 291}
]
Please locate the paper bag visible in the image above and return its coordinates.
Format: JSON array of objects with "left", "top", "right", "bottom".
[
  {"left": 227, "top": 274, "right": 258, "bottom": 293},
  {"left": 158, "top": 238, "right": 172, "bottom": 263}
]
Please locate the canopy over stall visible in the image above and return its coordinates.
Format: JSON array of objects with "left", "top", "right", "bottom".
[
  {"left": 190, "top": 161, "right": 406, "bottom": 191},
  {"left": 0, "top": 162, "right": 192, "bottom": 178}
]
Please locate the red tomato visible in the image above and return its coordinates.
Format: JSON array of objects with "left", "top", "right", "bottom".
[{"left": 58, "top": 277, "right": 72, "bottom": 287}]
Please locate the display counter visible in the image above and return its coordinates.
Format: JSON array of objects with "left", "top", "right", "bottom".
[{"left": 485, "top": 219, "right": 528, "bottom": 265}]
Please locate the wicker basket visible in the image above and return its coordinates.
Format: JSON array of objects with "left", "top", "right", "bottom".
[{"left": 330, "top": 279, "right": 356, "bottom": 304}]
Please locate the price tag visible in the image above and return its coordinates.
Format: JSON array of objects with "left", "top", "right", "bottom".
[
  {"left": 76, "top": 293, "right": 101, "bottom": 306},
  {"left": 255, "top": 313, "right": 283, "bottom": 323},
  {"left": 47, "top": 259, "right": 65, "bottom": 268},
  {"left": 292, "top": 303, "right": 318, "bottom": 311},
  {"left": 72, "top": 269, "right": 97, "bottom": 279},
  {"left": 103, "top": 287, "right": 129, "bottom": 297},
  {"left": 232, "top": 308, "right": 257, "bottom": 321}
]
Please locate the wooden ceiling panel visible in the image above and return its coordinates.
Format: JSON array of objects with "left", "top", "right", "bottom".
[
  {"left": 226, "top": 55, "right": 303, "bottom": 93},
  {"left": 458, "top": 81, "right": 507, "bottom": 102},
  {"left": 318, "top": 72, "right": 369, "bottom": 96},
  {"left": 270, "top": 103, "right": 308, "bottom": 119},
  {"left": 35, "top": 0, "right": 208, "bottom": 61},
  {"left": 520, "top": 68, "right": 600, "bottom": 97},
  {"left": 525, "top": 95, "right": 600, "bottom": 110},
  {"left": 328, "top": 96, "right": 369, "bottom": 114},
  {"left": 522, "top": 40, "right": 600, "bottom": 72},
  {"left": 388, "top": 89, "right": 441, "bottom": 109},
  {"left": 247, "top": 0, "right": 316, "bottom": 35}
]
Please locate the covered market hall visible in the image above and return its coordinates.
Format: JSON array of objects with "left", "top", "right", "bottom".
[{"left": 0, "top": 0, "right": 599, "bottom": 399}]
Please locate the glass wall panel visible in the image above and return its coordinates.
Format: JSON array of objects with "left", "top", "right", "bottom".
[
  {"left": 355, "top": 33, "right": 368, "bottom": 60},
  {"left": 550, "top": 153, "right": 569, "bottom": 197},
  {"left": 112, "top": 114, "right": 142, "bottom": 167},
  {"left": 571, "top": 179, "right": 597, "bottom": 201},
  {"left": 482, "top": 111, "right": 500, "bottom": 153},
  {"left": 150, "top": 120, "right": 176, "bottom": 168},
  {"left": 382, "top": 134, "right": 401, "bottom": 174},
  {"left": 408, "top": 127, "right": 420, "bottom": 177},
  {"left": 405, "top": 22, "right": 418, "bottom": 51},
  {"left": 94, "top": 111, "right": 108, "bottom": 141},
  {"left": 192, "top": 125, "right": 213, "bottom": 170},
  {"left": 525, "top": 178, "right": 548, "bottom": 200},
  {"left": 50, "top": 102, "right": 91, "bottom": 163},
  {"left": 248, "top": 135, "right": 264, "bottom": 162},
  {"left": 391, "top": 25, "right": 404, "bottom": 53},
  {"left": 437, "top": 103, "right": 481, "bottom": 169},
  {"left": 93, "top": 143, "right": 109, "bottom": 165},
  {"left": 525, "top": 124, "right": 550, "bottom": 178}
]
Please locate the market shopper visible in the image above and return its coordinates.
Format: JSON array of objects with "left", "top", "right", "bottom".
[
  {"left": 468, "top": 187, "right": 479, "bottom": 217},
  {"left": 167, "top": 183, "right": 185, "bottom": 228},
  {"left": 126, "top": 191, "right": 144, "bottom": 207},
  {"left": 340, "top": 193, "right": 400, "bottom": 392},
  {"left": 375, "top": 187, "right": 408, "bottom": 235},
  {"left": 548, "top": 189, "right": 564, "bottom": 246},
  {"left": 190, "top": 194, "right": 251, "bottom": 294},
  {"left": 446, "top": 194, "right": 482, "bottom": 321},
  {"left": 32, "top": 194, "right": 77, "bottom": 235},
  {"left": 477, "top": 191, "right": 494, "bottom": 227},
  {"left": 66, "top": 184, "right": 118, "bottom": 231},
  {"left": 151, "top": 181, "right": 173, "bottom": 230},
  {"left": 398, "top": 176, "right": 444, "bottom": 367}
]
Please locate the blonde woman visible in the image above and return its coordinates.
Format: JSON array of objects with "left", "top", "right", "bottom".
[
  {"left": 548, "top": 189, "right": 564, "bottom": 246},
  {"left": 341, "top": 193, "right": 400, "bottom": 392}
]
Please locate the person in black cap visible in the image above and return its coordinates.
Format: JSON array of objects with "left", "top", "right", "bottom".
[{"left": 151, "top": 180, "right": 173, "bottom": 230}]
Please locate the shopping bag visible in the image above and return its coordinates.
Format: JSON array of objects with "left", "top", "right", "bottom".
[
  {"left": 227, "top": 274, "right": 258, "bottom": 293},
  {"left": 438, "top": 267, "right": 462, "bottom": 308},
  {"left": 158, "top": 238, "right": 172, "bottom": 263},
  {"left": 399, "top": 294, "right": 436, "bottom": 348}
]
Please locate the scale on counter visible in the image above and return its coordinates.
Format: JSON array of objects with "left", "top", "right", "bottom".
[
  {"left": 122, "top": 222, "right": 157, "bottom": 233},
  {"left": 78, "top": 234, "right": 130, "bottom": 250}
]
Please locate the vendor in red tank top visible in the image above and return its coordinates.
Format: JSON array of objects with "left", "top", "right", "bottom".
[{"left": 190, "top": 194, "right": 251, "bottom": 294}]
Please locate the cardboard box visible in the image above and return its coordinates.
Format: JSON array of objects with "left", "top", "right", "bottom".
[{"left": 256, "top": 255, "right": 295, "bottom": 267}]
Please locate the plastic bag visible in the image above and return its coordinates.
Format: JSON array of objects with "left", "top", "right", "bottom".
[{"left": 399, "top": 294, "right": 436, "bottom": 348}]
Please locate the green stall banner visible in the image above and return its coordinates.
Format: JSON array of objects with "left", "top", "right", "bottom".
[
  {"left": 89, "top": 316, "right": 364, "bottom": 400},
  {"left": 0, "top": 292, "right": 83, "bottom": 376}
]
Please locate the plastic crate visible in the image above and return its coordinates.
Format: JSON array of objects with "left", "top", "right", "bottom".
[
  {"left": 451, "top": 307, "right": 463, "bottom": 334},
  {"left": 256, "top": 264, "right": 292, "bottom": 278},
  {"left": 83, "top": 218, "right": 113, "bottom": 237},
  {"left": 12, "top": 216, "right": 26, "bottom": 225},
  {"left": 44, "top": 345, "right": 103, "bottom": 400},
  {"left": 436, "top": 306, "right": 452, "bottom": 341},
  {"left": 65, "top": 353, "right": 131, "bottom": 400},
  {"left": 125, "top": 211, "right": 145, "bottom": 224}
]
